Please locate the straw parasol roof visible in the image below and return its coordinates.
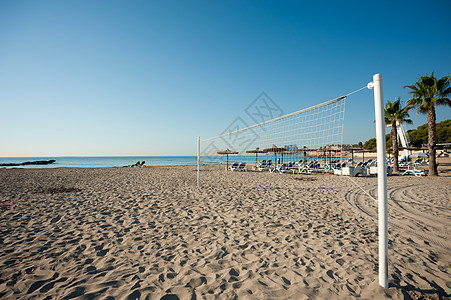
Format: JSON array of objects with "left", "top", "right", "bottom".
[
  {"left": 294, "top": 146, "right": 318, "bottom": 164},
  {"left": 217, "top": 149, "right": 239, "bottom": 155},
  {"left": 345, "top": 147, "right": 363, "bottom": 166},
  {"left": 279, "top": 150, "right": 292, "bottom": 164},
  {"left": 360, "top": 148, "right": 376, "bottom": 162},
  {"left": 217, "top": 149, "right": 239, "bottom": 169},
  {"left": 262, "top": 145, "right": 287, "bottom": 153},
  {"left": 246, "top": 147, "right": 264, "bottom": 154},
  {"left": 293, "top": 146, "right": 318, "bottom": 153},
  {"left": 263, "top": 145, "right": 287, "bottom": 168},
  {"left": 320, "top": 146, "right": 342, "bottom": 164},
  {"left": 246, "top": 147, "right": 264, "bottom": 165}
]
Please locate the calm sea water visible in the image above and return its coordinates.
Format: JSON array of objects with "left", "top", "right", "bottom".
[
  {"left": 0, "top": 156, "right": 203, "bottom": 168},
  {"left": 0, "top": 154, "right": 332, "bottom": 168}
]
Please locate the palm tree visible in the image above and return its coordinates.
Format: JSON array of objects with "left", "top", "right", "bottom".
[
  {"left": 404, "top": 73, "right": 451, "bottom": 176},
  {"left": 384, "top": 98, "right": 412, "bottom": 173}
]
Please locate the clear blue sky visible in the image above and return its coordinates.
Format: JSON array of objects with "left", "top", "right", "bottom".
[{"left": 1, "top": 0, "right": 450, "bottom": 156}]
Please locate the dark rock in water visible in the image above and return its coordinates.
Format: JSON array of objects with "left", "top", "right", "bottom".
[
  {"left": 22, "top": 160, "right": 56, "bottom": 165},
  {"left": 0, "top": 160, "right": 56, "bottom": 167}
]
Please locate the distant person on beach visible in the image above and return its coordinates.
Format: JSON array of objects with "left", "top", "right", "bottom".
[{"left": 131, "top": 161, "right": 140, "bottom": 167}]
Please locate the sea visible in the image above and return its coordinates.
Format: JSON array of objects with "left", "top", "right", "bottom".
[
  {"left": 0, "top": 154, "right": 331, "bottom": 168},
  {"left": 0, "top": 156, "right": 205, "bottom": 168}
]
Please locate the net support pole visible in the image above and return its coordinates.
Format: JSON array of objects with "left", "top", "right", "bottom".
[
  {"left": 372, "top": 73, "right": 389, "bottom": 288},
  {"left": 197, "top": 137, "right": 200, "bottom": 187}
]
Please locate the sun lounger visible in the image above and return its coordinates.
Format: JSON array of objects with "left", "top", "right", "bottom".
[
  {"left": 253, "top": 162, "right": 272, "bottom": 171},
  {"left": 277, "top": 164, "right": 296, "bottom": 174},
  {"left": 253, "top": 160, "right": 270, "bottom": 171},
  {"left": 398, "top": 163, "right": 428, "bottom": 177},
  {"left": 298, "top": 161, "right": 325, "bottom": 174},
  {"left": 298, "top": 161, "right": 318, "bottom": 173},
  {"left": 260, "top": 162, "right": 273, "bottom": 171},
  {"left": 399, "top": 169, "right": 428, "bottom": 177},
  {"left": 286, "top": 162, "right": 298, "bottom": 171},
  {"left": 307, "top": 163, "right": 326, "bottom": 174},
  {"left": 231, "top": 162, "right": 247, "bottom": 171},
  {"left": 339, "top": 166, "right": 367, "bottom": 177},
  {"left": 368, "top": 165, "right": 393, "bottom": 176},
  {"left": 252, "top": 161, "right": 263, "bottom": 170},
  {"left": 270, "top": 163, "right": 296, "bottom": 174},
  {"left": 325, "top": 161, "right": 345, "bottom": 171},
  {"left": 228, "top": 163, "right": 239, "bottom": 171}
]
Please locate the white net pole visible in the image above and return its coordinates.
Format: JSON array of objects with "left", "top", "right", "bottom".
[
  {"left": 371, "top": 74, "right": 388, "bottom": 288},
  {"left": 340, "top": 99, "right": 347, "bottom": 162}
]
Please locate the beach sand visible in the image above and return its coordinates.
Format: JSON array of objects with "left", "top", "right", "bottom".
[{"left": 0, "top": 158, "right": 450, "bottom": 299}]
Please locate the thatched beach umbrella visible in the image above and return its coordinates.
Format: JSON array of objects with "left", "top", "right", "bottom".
[
  {"left": 347, "top": 147, "right": 363, "bottom": 166},
  {"left": 318, "top": 147, "right": 328, "bottom": 164},
  {"left": 408, "top": 152, "right": 429, "bottom": 159},
  {"left": 263, "top": 145, "right": 287, "bottom": 168},
  {"left": 294, "top": 146, "right": 317, "bottom": 165},
  {"left": 361, "top": 148, "right": 376, "bottom": 163},
  {"left": 323, "top": 145, "right": 341, "bottom": 166},
  {"left": 280, "top": 150, "right": 293, "bottom": 164},
  {"left": 217, "top": 149, "right": 239, "bottom": 169},
  {"left": 400, "top": 146, "right": 429, "bottom": 161},
  {"left": 246, "top": 147, "right": 264, "bottom": 166}
]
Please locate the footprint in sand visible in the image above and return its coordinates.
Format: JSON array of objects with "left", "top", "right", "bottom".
[
  {"left": 187, "top": 276, "right": 207, "bottom": 288},
  {"left": 127, "top": 290, "right": 141, "bottom": 300},
  {"left": 160, "top": 294, "right": 179, "bottom": 300},
  {"left": 282, "top": 276, "right": 291, "bottom": 285}
]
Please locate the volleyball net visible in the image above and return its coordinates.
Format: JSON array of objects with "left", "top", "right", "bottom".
[
  {"left": 197, "top": 74, "right": 389, "bottom": 289},
  {"left": 200, "top": 95, "right": 347, "bottom": 166}
]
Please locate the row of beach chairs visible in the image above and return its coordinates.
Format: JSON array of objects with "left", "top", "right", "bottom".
[
  {"left": 228, "top": 159, "right": 348, "bottom": 174},
  {"left": 226, "top": 156, "right": 429, "bottom": 176},
  {"left": 228, "top": 162, "right": 247, "bottom": 171}
]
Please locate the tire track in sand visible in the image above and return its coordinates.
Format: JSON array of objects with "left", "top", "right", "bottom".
[
  {"left": 344, "top": 185, "right": 451, "bottom": 252},
  {"left": 388, "top": 186, "right": 451, "bottom": 238}
]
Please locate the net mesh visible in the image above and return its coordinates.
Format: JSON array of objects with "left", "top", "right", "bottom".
[{"left": 201, "top": 96, "right": 347, "bottom": 165}]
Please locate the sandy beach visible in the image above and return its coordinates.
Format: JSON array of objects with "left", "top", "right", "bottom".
[{"left": 0, "top": 158, "right": 450, "bottom": 299}]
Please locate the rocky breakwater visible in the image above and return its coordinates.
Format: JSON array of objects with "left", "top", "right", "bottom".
[{"left": 0, "top": 160, "right": 56, "bottom": 167}]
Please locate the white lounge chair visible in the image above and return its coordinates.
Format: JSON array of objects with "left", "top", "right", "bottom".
[
  {"left": 228, "top": 163, "right": 239, "bottom": 171},
  {"left": 340, "top": 166, "right": 367, "bottom": 177},
  {"left": 369, "top": 165, "right": 393, "bottom": 176},
  {"left": 232, "top": 163, "right": 247, "bottom": 172},
  {"left": 270, "top": 163, "right": 296, "bottom": 174},
  {"left": 399, "top": 169, "right": 428, "bottom": 177}
]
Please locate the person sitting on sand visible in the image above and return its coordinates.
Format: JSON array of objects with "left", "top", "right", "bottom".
[{"left": 131, "top": 161, "right": 140, "bottom": 167}]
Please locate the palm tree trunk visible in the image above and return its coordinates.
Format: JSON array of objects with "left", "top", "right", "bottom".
[
  {"left": 391, "top": 123, "right": 399, "bottom": 172},
  {"left": 428, "top": 106, "right": 438, "bottom": 176}
]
